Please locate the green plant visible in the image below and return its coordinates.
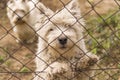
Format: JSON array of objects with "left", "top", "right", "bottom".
[
  {"left": 20, "top": 67, "right": 30, "bottom": 73},
  {"left": 0, "top": 56, "right": 4, "bottom": 63},
  {"left": 86, "top": 10, "right": 120, "bottom": 55},
  {"left": 5, "top": 60, "right": 12, "bottom": 67}
]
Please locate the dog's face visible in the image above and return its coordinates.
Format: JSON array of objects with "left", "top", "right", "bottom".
[
  {"left": 37, "top": 0, "right": 85, "bottom": 55},
  {"left": 7, "top": 0, "right": 29, "bottom": 25},
  {"left": 38, "top": 16, "right": 83, "bottom": 54},
  {"left": 46, "top": 22, "right": 78, "bottom": 52}
]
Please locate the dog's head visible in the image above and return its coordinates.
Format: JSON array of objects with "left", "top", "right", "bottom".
[
  {"left": 7, "top": 0, "right": 29, "bottom": 25},
  {"left": 37, "top": 0, "right": 85, "bottom": 54}
]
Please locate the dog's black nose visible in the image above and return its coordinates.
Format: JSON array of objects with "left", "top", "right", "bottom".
[
  {"left": 17, "top": 17, "right": 22, "bottom": 21},
  {"left": 58, "top": 38, "right": 67, "bottom": 45}
]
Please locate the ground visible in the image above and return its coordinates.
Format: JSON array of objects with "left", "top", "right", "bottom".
[{"left": 0, "top": 0, "right": 120, "bottom": 80}]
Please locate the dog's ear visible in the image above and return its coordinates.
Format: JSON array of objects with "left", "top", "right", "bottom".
[
  {"left": 66, "top": 0, "right": 81, "bottom": 19},
  {"left": 36, "top": 2, "right": 54, "bottom": 17}
]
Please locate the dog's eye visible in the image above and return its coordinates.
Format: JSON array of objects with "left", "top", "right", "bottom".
[
  {"left": 9, "top": 0, "right": 13, "bottom": 3},
  {"left": 65, "top": 24, "right": 71, "bottom": 27},
  {"left": 22, "top": 0, "right": 25, "bottom": 2},
  {"left": 49, "top": 28, "right": 53, "bottom": 31}
]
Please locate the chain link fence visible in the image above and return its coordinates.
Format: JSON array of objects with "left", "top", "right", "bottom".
[{"left": 0, "top": 0, "right": 120, "bottom": 80}]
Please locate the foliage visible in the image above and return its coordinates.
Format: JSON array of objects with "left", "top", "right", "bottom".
[
  {"left": 0, "top": 56, "right": 4, "bottom": 63},
  {"left": 86, "top": 10, "right": 120, "bottom": 64},
  {"left": 20, "top": 67, "right": 30, "bottom": 73}
]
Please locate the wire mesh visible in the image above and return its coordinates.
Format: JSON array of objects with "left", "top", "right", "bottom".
[{"left": 0, "top": 0, "right": 120, "bottom": 80}]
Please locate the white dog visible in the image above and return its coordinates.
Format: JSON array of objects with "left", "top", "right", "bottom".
[
  {"left": 34, "top": 0, "right": 99, "bottom": 80},
  {"left": 7, "top": 0, "right": 53, "bottom": 43}
]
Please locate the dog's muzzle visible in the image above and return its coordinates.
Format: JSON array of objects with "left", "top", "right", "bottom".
[
  {"left": 58, "top": 38, "right": 67, "bottom": 45},
  {"left": 15, "top": 17, "right": 25, "bottom": 24},
  {"left": 58, "top": 37, "right": 67, "bottom": 49}
]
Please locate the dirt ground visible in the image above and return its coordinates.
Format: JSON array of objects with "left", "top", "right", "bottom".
[{"left": 0, "top": 0, "right": 120, "bottom": 80}]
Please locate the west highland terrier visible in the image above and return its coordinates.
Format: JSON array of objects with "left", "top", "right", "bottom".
[
  {"left": 34, "top": 0, "right": 99, "bottom": 80},
  {"left": 7, "top": 0, "right": 53, "bottom": 44}
]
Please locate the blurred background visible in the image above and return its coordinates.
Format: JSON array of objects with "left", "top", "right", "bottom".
[{"left": 0, "top": 0, "right": 120, "bottom": 80}]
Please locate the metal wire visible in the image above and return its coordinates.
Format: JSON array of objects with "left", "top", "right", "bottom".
[{"left": 0, "top": 0, "right": 120, "bottom": 80}]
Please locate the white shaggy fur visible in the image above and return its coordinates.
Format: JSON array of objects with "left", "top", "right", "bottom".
[
  {"left": 7, "top": 0, "right": 53, "bottom": 43},
  {"left": 34, "top": 0, "right": 99, "bottom": 80}
]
